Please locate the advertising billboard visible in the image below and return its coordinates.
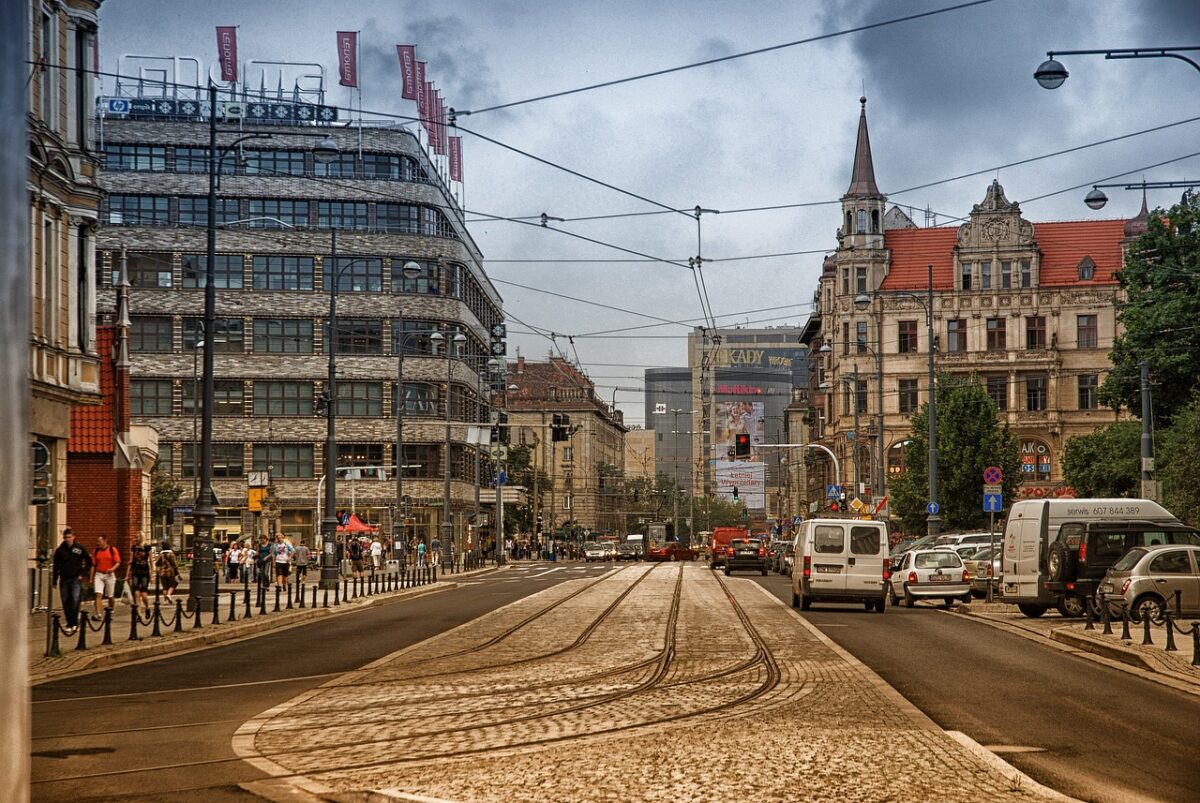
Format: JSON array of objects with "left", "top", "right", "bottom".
[
  {"left": 715, "top": 461, "right": 766, "bottom": 509},
  {"left": 714, "top": 401, "right": 765, "bottom": 457}
]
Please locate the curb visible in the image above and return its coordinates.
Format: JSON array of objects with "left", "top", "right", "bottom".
[{"left": 1047, "top": 628, "right": 1157, "bottom": 671}]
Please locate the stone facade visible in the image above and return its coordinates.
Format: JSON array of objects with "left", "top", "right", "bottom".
[
  {"left": 28, "top": 0, "right": 103, "bottom": 565},
  {"left": 94, "top": 116, "right": 501, "bottom": 548}
]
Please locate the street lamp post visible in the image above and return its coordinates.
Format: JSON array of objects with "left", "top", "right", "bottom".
[
  {"left": 1081, "top": 180, "right": 1198, "bottom": 210},
  {"left": 1034, "top": 47, "right": 1200, "bottom": 89},
  {"left": 391, "top": 262, "right": 424, "bottom": 561},
  {"left": 432, "top": 326, "right": 467, "bottom": 569}
]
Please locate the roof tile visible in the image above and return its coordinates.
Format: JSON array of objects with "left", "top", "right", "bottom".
[{"left": 69, "top": 327, "right": 114, "bottom": 454}]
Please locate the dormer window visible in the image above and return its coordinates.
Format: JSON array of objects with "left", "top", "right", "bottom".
[{"left": 1077, "top": 256, "right": 1095, "bottom": 281}]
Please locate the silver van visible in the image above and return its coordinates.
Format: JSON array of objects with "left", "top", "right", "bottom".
[{"left": 791, "top": 518, "right": 889, "bottom": 613}]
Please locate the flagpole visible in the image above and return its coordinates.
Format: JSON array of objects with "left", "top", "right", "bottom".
[{"left": 356, "top": 30, "right": 363, "bottom": 162}]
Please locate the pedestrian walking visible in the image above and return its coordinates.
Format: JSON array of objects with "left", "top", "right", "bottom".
[
  {"left": 255, "top": 536, "right": 271, "bottom": 588},
  {"left": 347, "top": 536, "right": 365, "bottom": 579},
  {"left": 272, "top": 533, "right": 294, "bottom": 588},
  {"left": 91, "top": 534, "right": 122, "bottom": 617},
  {"left": 294, "top": 541, "right": 310, "bottom": 581},
  {"left": 239, "top": 541, "right": 253, "bottom": 584},
  {"left": 157, "top": 547, "right": 180, "bottom": 603},
  {"left": 370, "top": 537, "right": 383, "bottom": 570},
  {"left": 416, "top": 539, "right": 427, "bottom": 567},
  {"left": 125, "top": 544, "right": 152, "bottom": 616},
  {"left": 431, "top": 535, "right": 442, "bottom": 566},
  {"left": 51, "top": 528, "right": 91, "bottom": 632},
  {"left": 227, "top": 542, "right": 242, "bottom": 584}
]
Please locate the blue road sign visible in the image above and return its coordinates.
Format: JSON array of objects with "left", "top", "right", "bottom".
[
  {"left": 926, "top": 501, "right": 940, "bottom": 515},
  {"left": 497, "top": 470, "right": 507, "bottom": 486},
  {"left": 826, "top": 484, "right": 842, "bottom": 499},
  {"left": 983, "top": 493, "right": 1003, "bottom": 513}
]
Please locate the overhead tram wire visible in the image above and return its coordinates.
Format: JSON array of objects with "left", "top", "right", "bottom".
[{"left": 453, "top": 0, "right": 994, "bottom": 116}]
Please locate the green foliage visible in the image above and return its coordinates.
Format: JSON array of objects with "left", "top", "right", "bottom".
[
  {"left": 889, "top": 376, "right": 1021, "bottom": 535},
  {"left": 1101, "top": 190, "right": 1200, "bottom": 423},
  {"left": 1159, "top": 393, "right": 1200, "bottom": 526},
  {"left": 504, "top": 444, "right": 549, "bottom": 537},
  {"left": 150, "top": 466, "right": 184, "bottom": 523},
  {"left": 1061, "top": 422, "right": 1140, "bottom": 498}
]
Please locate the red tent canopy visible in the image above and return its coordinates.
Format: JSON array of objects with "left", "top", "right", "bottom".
[{"left": 337, "top": 514, "right": 376, "bottom": 533}]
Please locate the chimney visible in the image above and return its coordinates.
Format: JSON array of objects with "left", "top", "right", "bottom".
[{"left": 516, "top": 355, "right": 525, "bottom": 374}]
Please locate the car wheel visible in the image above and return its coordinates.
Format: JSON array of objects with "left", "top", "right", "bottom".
[
  {"left": 943, "top": 597, "right": 953, "bottom": 609},
  {"left": 903, "top": 589, "right": 915, "bottom": 608},
  {"left": 961, "top": 594, "right": 971, "bottom": 604},
  {"left": 1056, "top": 596, "right": 1086, "bottom": 618},
  {"left": 791, "top": 590, "right": 800, "bottom": 609},
  {"left": 874, "top": 598, "right": 885, "bottom": 613},
  {"left": 724, "top": 567, "right": 730, "bottom": 576},
  {"left": 1047, "top": 542, "right": 1075, "bottom": 582},
  {"left": 1133, "top": 594, "right": 1166, "bottom": 625},
  {"left": 864, "top": 601, "right": 874, "bottom": 611},
  {"left": 670, "top": 554, "right": 678, "bottom": 562},
  {"left": 800, "top": 594, "right": 812, "bottom": 611},
  {"left": 889, "top": 585, "right": 899, "bottom": 606},
  {"left": 1017, "top": 603, "right": 1047, "bottom": 618},
  {"left": 761, "top": 567, "right": 767, "bottom": 576}
]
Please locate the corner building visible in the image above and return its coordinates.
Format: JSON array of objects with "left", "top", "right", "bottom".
[
  {"left": 95, "top": 86, "right": 501, "bottom": 548},
  {"left": 806, "top": 99, "right": 1133, "bottom": 508}
]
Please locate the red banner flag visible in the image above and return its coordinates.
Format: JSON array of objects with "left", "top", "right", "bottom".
[
  {"left": 396, "top": 45, "right": 417, "bottom": 99},
  {"left": 449, "top": 136, "right": 462, "bottom": 182},
  {"left": 415, "top": 62, "right": 428, "bottom": 122},
  {"left": 422, "top": 80, "right": 435, "bottom": 137},
  {"left": 434, "top": 91, "right": 445, "bottom": 154},
  {"left": 216, "top": 26, "right": 238, "bottom": 83},
  {"left": 336, "top": 31, "right": 358, "bottom": 87}
]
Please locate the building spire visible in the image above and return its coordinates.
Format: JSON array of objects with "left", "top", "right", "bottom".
[{"left": 845, "top": 96, "right": 882, "bottom": 198}]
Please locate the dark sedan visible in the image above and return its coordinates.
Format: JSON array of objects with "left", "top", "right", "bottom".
[
  {"left": 645, "top": 542, "right": 698, "bottom": 562},
  {"left": 724, "top": 539, "right": 768, "bottom": 576}
]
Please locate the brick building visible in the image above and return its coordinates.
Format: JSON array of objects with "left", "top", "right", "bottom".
[{"left": 94, "top": 69, "right": 501, "bottom": 549}]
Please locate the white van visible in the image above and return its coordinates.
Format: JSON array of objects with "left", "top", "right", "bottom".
[
  {"left": 1002, "top": 498, "right": 1191, "bottom": 617},
  {"left": 790, "top": 518, "right": 889, "bottom": 613}
]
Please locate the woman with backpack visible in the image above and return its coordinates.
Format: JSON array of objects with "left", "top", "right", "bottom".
[
  {"left": 157, "top": 546, "right": 180, "bottom": 604},
  {"left": 125, "top": 544, "right": 152, "bottom": 616}
]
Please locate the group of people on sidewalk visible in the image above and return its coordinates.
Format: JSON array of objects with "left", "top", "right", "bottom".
[{"left": 221, "top": 533, "right": 311, "bottom": 589}]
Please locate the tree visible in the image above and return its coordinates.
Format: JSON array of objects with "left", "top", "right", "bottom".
[
  {"left": 1101, "top": 190, "right": 1200, "bottom": 423},
  {"left": 1061, "top": 421, "right": 1140, "bottom": 498},
  {"left": 888, "top": 376, "right": 1021, "bottom": 535},
  {"left": 150, "top": 466, "right": 184, "bottom": 525},
  {"left": 1159, "top": 392, "right": 1200, "bottom": 525},
  {"left": 504, "top": 444, "right": 549, "bottom": 537}
]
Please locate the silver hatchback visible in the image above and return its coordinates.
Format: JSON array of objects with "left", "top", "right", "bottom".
[{"left": 1098, "top": 544, "right": 1200, "bottom": 623}]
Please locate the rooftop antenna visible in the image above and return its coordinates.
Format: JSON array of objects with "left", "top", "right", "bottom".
[{"left": 924, "top": 205, "right": 934, "bottom": 228}]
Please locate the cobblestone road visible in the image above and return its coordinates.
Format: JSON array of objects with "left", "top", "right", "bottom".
[{"left": 235, "top": 565, "right": 1070, "bottom": 802}]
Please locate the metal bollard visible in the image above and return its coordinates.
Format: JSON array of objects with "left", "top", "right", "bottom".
[
  {"left": 244, "top": 587, "right": 252, "bottom": 619},
  {"left": 1121, "top": 606, "right": 1131, "bottom": 640},
  {"left": 1175, "top": 589, "right": 1183, "bottom": 618},
  {"left": 229, "top": 590, "right": 237, "bottom": 622},
  {"left": 286, "top": 583, "right": 293, "bottom": 610},
  {"left": 102, "top": 609, "right": 113, "bottom": 645},
  {"left": 76, "top": 612, "right": 89, "bottom": 650},
  {"left": 151, "top": 601, "right": 162, "bottom": 637},
  {"left": 1100, "top": 592, "right": 1112, "bottom": 635},
  {"left": 174, "top": 600, "right": 184, "bottom": 633},
  {"left": 1142, "top": 613, "right": 1153, "bottom": 645},
  {"left": 129, "top": 606, "right": 141, "bottom": 641},
  {"left": 298, "top": 580, "right": 305, "bottom": 609},
  {"left": 1164, "top": 610, "right": 1178, "bottom": 652},
  {"left": 334, "top": 583, "right": 340, "bottom": 606},
  {"left": 1193, "top": 624, "right": 1200, "bottom": 667},
  {"left": 1084, "top": 600, "right": 1094, "bottom": 630},
  {"left": 432, "top": 565, "right": 437, "bottom": 583},
  {"left": 213, "top": 588, "right": 221, "bottom": 625},
  {"left": 49, "top": 613, "right": 61, "bottom": 656},
  {"left": 259, "top": 586, "right": 267, "bottom": 616},
  {"left": 342, "top": 577, "right": 348, "bottom": 601},
  {"left": 193, "top": 597, "right": 203, "bottom": 629},
  {"left": 323, "top": 585, "right": 329, "bottom": 608},
  {"left": 274, "top": 585, "right": 281, "bottom": 613}
]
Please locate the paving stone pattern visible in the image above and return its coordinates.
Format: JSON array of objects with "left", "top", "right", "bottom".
[{"left": 244, "top": 566, "right": 1063, "bottom": 802}]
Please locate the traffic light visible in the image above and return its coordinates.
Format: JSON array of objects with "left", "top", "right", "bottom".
[
  {"left": 829, "top": 500, "right": 840, "bottom": 513},
  {"left": 497, "top": 411, "right": 509, "bottom": 444},
  {"left": 734, "top": 433, "right": 751, "bottom": 459},
  {"left": 731, "top": 486, "right": 740, "bottom": 501}
]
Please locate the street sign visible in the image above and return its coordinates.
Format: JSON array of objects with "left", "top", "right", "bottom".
[
  {"left": 983, "top": 484, "right": 1002, "bottom": 495},
  {"left": 826, "top": 484, "right": 842, "bottom": 499},
  {"left": 983, "top": 466, "right": 1003, "bottom": 485},
  {"left": 497, "top": 470, "right": 507, "bottom": 486},
  {"left": 849, "top": 497, "right": 865, "bottom": 512},
  {"left": 926, "top": 501, "right": 940, "bottom": 515},
  {"left": 983, "top": 493, "right": 1003, "bottom": 513}
]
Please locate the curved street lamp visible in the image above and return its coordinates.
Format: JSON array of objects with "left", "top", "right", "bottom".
[{"left": 1034, "top": 47, "right": 1200, "bottom": 90}]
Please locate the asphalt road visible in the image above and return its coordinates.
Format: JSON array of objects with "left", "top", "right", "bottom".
[
  {"left": 749, "top": 571, "right": 1200, "bottom": 803},
  {"left": 30, "top": 563, "right": 613, "bottom": 803}
]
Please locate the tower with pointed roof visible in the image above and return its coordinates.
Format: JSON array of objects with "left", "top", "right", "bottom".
[{"left": 840, "top": 97, "right": 887, "bottom": 253}]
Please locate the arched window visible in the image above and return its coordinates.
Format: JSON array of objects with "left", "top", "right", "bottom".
[
  {"left": 856, "top": 209, "right": 867, "bottom": 233},
  {"left": 845, "top": 211, "right": 853, "bottom": 234},
  {"left": 871, "top": 210, "right": 880, "bottom": 233},
  {"left": 1077, "top": 256, "right": 1095, "bottom": 281}
]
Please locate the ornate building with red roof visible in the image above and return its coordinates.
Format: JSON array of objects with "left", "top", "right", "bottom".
[{"left": 804, "top": 99, "right": 1140, "bottom": 514}]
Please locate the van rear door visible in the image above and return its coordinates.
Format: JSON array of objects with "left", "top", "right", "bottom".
[
  {"left": 846, "top": 524, "right": 886, "bottom": 597},
  {"left": 810, "top": 523, "right": 848, "bottom": 593}
]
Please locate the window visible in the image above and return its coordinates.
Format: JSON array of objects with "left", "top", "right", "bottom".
[
  {"left": 362, "top": 153, "right": 420, "bottom": 180},
  {"left": 126, "top": 252, "right": 173, "bottom": 288},
  {"left": 317, "top": 200, "right": 368, "bottom": 230},
  {"left": 182, "top": 254, "right": 244, "bottom": 289},
  {"left": 444, "top": 263, "right": 462, "bottom": 298},
  {"left": 253, "top": 444, "right": 314, "bottom": 478},
  {"left": 986, "top": 375, "right": 1008, "bottom": 411},
  {"left": 1078, "top": 374, "right": 1098, "bottom": 410},
  {"left": 254, "top": 381, "right": 314, "bottom": 416},
  {"left": 854, "top": 378, "right": 867, "bottom": 414},
  {"left": 391, "top": 259, "right": 439, "bottom": 295},
  {"left": 855, "top": 266, "right": 867, "bottom": 293},
  {"left": 156, "top": 444, "right": 174, "bottom": 477},
  {"left": 178, "top": 197, "right": 240, "bottom": 227},
  {"left": 855, "top": 321, "right": 868, "bottom": 354},
  {"left": 1025, "top": 316, "right": 1046, "bottom": 349},
  {"left": 1000, "top": 260, "right": 1012, "bottom": 289},
  {"left": 856, "top": 209, "right": 867, "bottom": 234},
  {"left": 1148, "top": 551, "right": 1192, "bottom": 574},
  {"left": 897, "top": 320, "right": 917, "bottom": 354},
  {"left": 423, "top": 207, "right": 455, "bottom": 238},
  {"left": 253, "top": 255, "right": 313, "bottom": 291},
  {"left": 325, "top": 256, "right": 382, "bottom": 292},
  {"left": 247, "top": 199, "right": 309, "bottom": 228},
  {"left": 131, "top": 379, "right": 172, "bottom": 415},
  {"left": 898, "top": 378, "right": 918, "bottom": 413},
  {"left": 394, "top": 319, "right": 436, "bottom": 355},
  {"left": 131, "top": 317, "right": 172, "bottom": 352},
  {"left": 986, "top": 318, "right": 1006, "bottom": 351},
  {"left": 338, "top": 444, "right": 385, "bottom": 472},
  {"left": 841, "top": 321, "right": 850, "bottom": 356},
  {"left": 253, "top": 319, "right": 313, "bottom": 353},
  {"left": 334, "top": 318, "right": 384, "bottom": 354},
  {"left": 946, "top": 319, "right": 967, "bottom": 353},
  {"left": 1078, "top": 256, "right": 1095, "bottom": 281},
  {"left": 399, "top": 444, "right": 439, "bottom": 478},
  {"left": 336, "top": 381, "right": 383, "bottom": 416},
  {"left": 242, "top": 149, "right": 306, "bottom": 176},
  {"left": 377, "top": 203, "right": 421, "bottom": 234},
  {"left": 40, "top": 8, "right": 56, "bottom": 126},
  {"left": 182, "top": 443, "right": 245, "bottom": 478},
  {"left": 395, "top": 382, "right": 440, "bottom": 415},
  {"left": 960, "top": 262, "right": 972, "bottom": 290},
  {"left": 1020, "top": 259, "right": 1032, "bottom": 288},
  {"left": 103, "top": 144, "right": 166, "bottom": 171},
  {"left": 183, "top": 317, "right": 244, "bottom": 352},
  {"left": 850, "top": 526, "right": 881, "bottom": 555},
  {"left": 1077, "top": 315, "right": 1098, "bottom": 349},
  {"left": 1025, "top": 374, "right": 1047, "bottom": 411},
  {"left": 182, "top": 380, "right": 243, "bottom": 416},
  {"left": 107, "top": 195, "right": 169, "bottom": 225},
  {"left": 314, "top": 153, "right": 357, "bottom": 177},
  {"left": 840, "top": 267, "right": 850, "bottom": 295},
  {"left": 814, "top": 525, "right": 844, "bottom": 554},
  {"left": 175, "top": 147, "right": 230, "bottom": 174},
  {"left": 980, "top": 260, "right": 992, "bottom": 290}
]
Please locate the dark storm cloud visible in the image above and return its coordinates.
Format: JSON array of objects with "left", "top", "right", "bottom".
[{"left": 1137, "top": 0, "right": 1200, "bottom": 42}]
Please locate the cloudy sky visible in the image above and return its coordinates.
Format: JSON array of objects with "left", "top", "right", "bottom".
[{"left": 98, "top": 0, "right": 1200, "bottom": 426}]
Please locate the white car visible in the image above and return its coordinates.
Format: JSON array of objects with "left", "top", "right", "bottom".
[
  {"left": 888, "top": 548, "right": 971, "bottom": 608},
  {"left": 583, "top": 542, "right": 608, "bottom": 562}
]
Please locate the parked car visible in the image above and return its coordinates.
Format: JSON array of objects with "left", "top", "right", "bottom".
[
  {"left": 934, "top": 544, "right": 985, "bottom": 561},
  {"left": 791, "top": 519, "right": 889, "bottom": 613},
  {"left": 615, "top": 543, "right": 641, "bottom": 561},
  {"left": 645, "top": 542, "right": 698, "bottom": 562},
  {"left": 933, "top": 532, "right": 994, "bottom": 548},
  {"left": 602, "top": 541, "right": 619, "bottom": 560},
  {"left": 583, "top": 542, "right": 609, "bottom": 562},
  {"left": 1098, "top": 544, "right": 1200, "bottom": 623},
  {"left": 888, "top": 548, "right": 971, "bottom": 609},
  {"left": 774, "top": 543, "right": 796, "bottom": 575},
  {"left": 724, "top": 538, "right": 768, "bottom": 576},
  {"left": 889, "top": 534, "right": 937, "bottom": 569},
  {"left": 965, "top": 546, "right": 1002, "bottom": 598},
  {"left": 709, "top": 526, "right": 748, "bottom": 569}
]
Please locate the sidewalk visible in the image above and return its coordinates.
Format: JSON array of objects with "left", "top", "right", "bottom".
[
  {"left": 958, "top": 600, "right": 1200, "bottom": 693},
  {"left": 28, "top": 563, "right": 502, "bottom": 684}
]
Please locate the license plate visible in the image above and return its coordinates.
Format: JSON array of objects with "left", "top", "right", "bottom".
[
  {"left": 737, "top": 551, "right": 755, "bottom": 556},
  {"left": 816, "top": 566, "right": 841, "bottom": 573},
  {"left": 1102, "top": 583, "right": 1113, "bottom": 592},
  {"left": 929, "top": 575, "right": 951, "bottom": 583}
]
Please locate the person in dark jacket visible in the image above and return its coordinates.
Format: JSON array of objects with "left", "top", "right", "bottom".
[{"left": 51, "top": 528, "right": 91, "bottom": 631}]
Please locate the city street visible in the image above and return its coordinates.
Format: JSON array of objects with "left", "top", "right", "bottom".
[{"left": 750, "top": 572, "right": 1200, "bottom": 803}]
